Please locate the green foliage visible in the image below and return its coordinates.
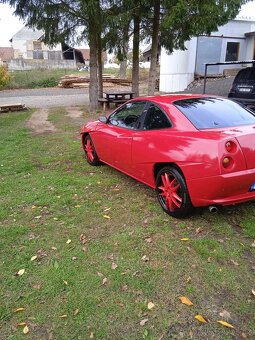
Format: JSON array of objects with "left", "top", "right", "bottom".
[
  {"left": 0, "top": 66, "right": 10, "bottom": 89},
  {"left": 160, "top": 0, "right": 248, "bottom": 52}
]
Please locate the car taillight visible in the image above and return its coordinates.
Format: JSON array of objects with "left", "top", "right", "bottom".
[
  {"left": 222, "top": 156, "right": 233, "bottom": 168},
  {"left": 221, "top": 141, "right": 238, "bottom": 170},
  {"left": 225, "top": 141, "right": 237, "bottom": 153}
]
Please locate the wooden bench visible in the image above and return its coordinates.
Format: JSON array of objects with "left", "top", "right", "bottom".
[
  {"left": 98, "top": 98, "right": 109, "bottom": 111},
  {"left": 112, "top": 99, "right": 127, "bottom": 107},
  {"left": 0, "top": 103, "right": 27, "bottom": 113}
]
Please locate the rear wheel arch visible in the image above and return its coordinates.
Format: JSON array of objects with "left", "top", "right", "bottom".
[{"left": 154, "top": 162, "right": 185, "bottom": 182}]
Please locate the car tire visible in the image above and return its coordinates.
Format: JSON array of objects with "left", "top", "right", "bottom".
[
  {"left": 83, "top": 135, "right": 101, "bottom": 166},
  {"left": 156, "top": 166, "right": 193, "bottom": 218}
]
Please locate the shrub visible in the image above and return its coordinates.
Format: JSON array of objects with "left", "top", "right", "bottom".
[{"left": 0, "top": 66, "right": 10, "bottom": 89}]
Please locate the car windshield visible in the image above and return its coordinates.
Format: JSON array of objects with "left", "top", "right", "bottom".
[{"left": 174, "top": 97, "right": 255, "bottom": 129}]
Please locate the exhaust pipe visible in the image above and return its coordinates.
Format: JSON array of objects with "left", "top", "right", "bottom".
[{"left": 209, "top": 206, "right": 218, "bottom": 213}]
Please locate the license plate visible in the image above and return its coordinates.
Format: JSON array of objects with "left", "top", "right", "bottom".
[{"left": 239, "top": 87, "right": 252, "bottom": 93}]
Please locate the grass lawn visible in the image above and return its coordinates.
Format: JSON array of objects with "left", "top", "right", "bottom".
[{"left": 0, "top": 107, "right": 254, "bottom": 339}]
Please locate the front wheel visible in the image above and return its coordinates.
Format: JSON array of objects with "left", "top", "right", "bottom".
[
  {"left": 156, "top": 166, "right": 193, "bottom": 218},
  {"left": 83, "top": 135, "right": 101, "bottom": 166}
]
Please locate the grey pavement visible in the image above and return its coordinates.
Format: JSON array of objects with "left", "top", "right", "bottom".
[
  {"left": 0, "top": 76, "right": 234, "bottom": 108},
  {"left": 0, "top": 87, "right": 90, "bottom": 108}
]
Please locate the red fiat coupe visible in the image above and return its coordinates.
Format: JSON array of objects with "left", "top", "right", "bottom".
[{"left": 81, "top": 95, "right": 255, "bottom": 218}]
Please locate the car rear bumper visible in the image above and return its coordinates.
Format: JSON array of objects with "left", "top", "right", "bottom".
[{"left": 187, "top": 168, "right": 255, "bottom": 207}]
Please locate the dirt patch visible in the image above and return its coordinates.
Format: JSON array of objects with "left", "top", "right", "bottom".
[
  {"left": 27, "top": 108, "right": 57, "bottom": 134},
  {"left": 66, "top": 107, "right": 83, "bottom": 119}
]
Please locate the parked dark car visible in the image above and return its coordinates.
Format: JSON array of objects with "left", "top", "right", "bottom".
[{"left": 228, "top": 65, "right": 255, "bottom": 110}]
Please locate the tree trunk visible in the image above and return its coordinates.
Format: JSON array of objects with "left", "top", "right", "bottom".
[
  {"left": 119, "top": 60, "right": 127, "bottom": 78},
  {"left": 97, "top": 31, "right": 103, "bottom": 98},
  {"left": 118, "top": 21, "right": 130, "bottom": 78},
  {"left": 147, "top": 0, "right": 160, "bottom": 96},
  {"left": 89, "top": 26, "right": 98, "bottom": 112},
  {"left": 132, "top": 13, "right": 140, "bottom": 97}
]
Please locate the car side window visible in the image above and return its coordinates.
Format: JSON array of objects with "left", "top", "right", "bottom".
[
  {"left": 143, "top": 104, "right": 171, "bottom": 130},
  {"left": 108, "top": 101, "right": 146, "bottom": 129}
]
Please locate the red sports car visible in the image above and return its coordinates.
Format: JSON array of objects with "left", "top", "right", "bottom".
[{"left": 81, "top": 95, "right": 255, "bottom": 218}]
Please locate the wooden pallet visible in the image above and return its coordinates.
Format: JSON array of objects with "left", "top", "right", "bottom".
[{"left": 0, "top": 103, "right": 27, "bottom": 113}]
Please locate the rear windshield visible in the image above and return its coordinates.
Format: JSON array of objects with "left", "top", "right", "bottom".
[
  {"left": 234, "top": 67, "right": 255, "bottom": 82},
  {"left": 174, "top": 97, "right": 255, "bottom": 129}
]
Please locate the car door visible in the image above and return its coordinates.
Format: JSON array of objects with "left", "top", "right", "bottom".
[
  {"left": 93, "top": 101, "right": 147, "bottom": 173},
  {"left": 131, "top": 103, "right": 173, "bottom": 185}
]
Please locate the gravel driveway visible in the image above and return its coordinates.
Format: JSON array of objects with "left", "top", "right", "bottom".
[{"left": 0, "top": 76, "right": 234, "bottom": 109}]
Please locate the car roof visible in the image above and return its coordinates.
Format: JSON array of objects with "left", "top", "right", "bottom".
[{"left": 133, "top": 93, "right": 214, "bottom": 104}]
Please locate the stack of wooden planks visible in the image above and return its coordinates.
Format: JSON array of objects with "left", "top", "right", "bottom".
[
  {"left": 0, "top": 103, "right": 27, "bottom": 113},
  {"left": 58, "top": 74, "right": 131, "bottom": 89}
]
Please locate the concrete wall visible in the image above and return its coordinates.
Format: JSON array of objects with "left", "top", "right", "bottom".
[
  {"left": 8, "top": 58, "right": 76, "bottom": 71},
  {"left": 159, "top": 38, "right": 197, "bottom": 92}
]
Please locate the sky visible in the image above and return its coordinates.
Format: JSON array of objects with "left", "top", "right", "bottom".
[{"left": 0, "top": 1, "right": 255, "bottom": 47}]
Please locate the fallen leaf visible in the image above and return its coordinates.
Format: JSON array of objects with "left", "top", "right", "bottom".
[
  {"left": 179, "top": 296, "right": 194, "bottom": 306},
  {"left": 97, "top": 272, "right": 104, "bottom": 277},
  {"left": 147, "top": 302, "right": 155, "bottom": 310},
  {"left": 23, "top": 325, "right": 29, "bottom": 334},
  {"left": 73, "top": 309, "right": 79, "bottom": 316},
  {"left": 32, "top": 284, "right": 42, "bottom": 290},
  {"left": 30, "top": 255, "right": 37, "bottom": 262},
  {"left": 90, "top": 332, "right": 94, "bottom": 339},
  {"left": 59, "top": 314, "right": 67, "bottom": 318},
  {"left": 103, "top": 207, "right": 111, "bottom": 212},
  {"left": 75, "top": 204, "right": 81, "bottom": 208},
  {"left": 102, "top": 277, "right": 108, "bottom": 285},
  {"left": 186, "top": 276, "right": 192, "bottom": 283},
  {"left": 63, "top": 280, "right": 68, "bottom": 285},
  {"left": 145, "top": 237, "right": 152, "bottom": 243},
  {"left": 217, "top": 320, "right": 235, "bottom": 329},
  {"left": 120, "top": 284, "right": 128, "bottom": 291},
  {"left": 230, "top": 259, "right": 239, "bottom": 266},
  {"left": 16, "top": 269, "right": 25, "bottom": 276},
  {"left": 66, "top": 239, "right": 71, "bottom": 244},
  {"left": 103, "top": 215, "right": 110, "bottom": 219},
  {"left": 251, "top": 240, "right": 255, "bottom": 247},
  {"left": 207, "top": 257, "right": 212, "bottom": 263},
  {"left": 17, "top": 322, "right": 27, "bottom": 326},
  {"left": 111, "top": 262, "right": 118, "bottom": 270},
  {"left": 51, "top": 246, "right": 57, "bottom": 250},
  {"left": 14, "top": 307, "right": 25, "bottom": 313},
  {"left": 180, "top": 238, "right": 189, "bottom": 241},
  {"left": 72, "top": 256, "right": 77, "bottom": 261},
  {"left": 195, "top": 314, "right": 208, "bottom": 323},
  {"left": 31, "top": 205, "right": 36, "bottom": 209},
  {"left": 141, "top": 255, "right": 149, "bottom": 262},
  {"left": 35, "top": 215, "right": 42, "bottom": 219},
  {"left": 241, "top": 332, "right": 248, "bottom": 338},
  {"left": 79, "top": 233, "right": 88, "bottom": 244},
  {"left": 252, "top": 289, "right": 255, "bottom": 297},
  {"left": 140, "top": 318, "right": 149, "bottom": 326}
]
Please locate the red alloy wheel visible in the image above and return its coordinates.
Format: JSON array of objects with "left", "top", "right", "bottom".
[
  {"left": 156, "top": 167, "right": 192, "bottom": 218},
  {"left": 158, "top": 173, "right": 183, "bottom": 211},
  {"left": 84, "top": 135, "right": 101, "bottom": 166},
  {"left": 85, "top": 138, "right": 94, "bottom": 163}
]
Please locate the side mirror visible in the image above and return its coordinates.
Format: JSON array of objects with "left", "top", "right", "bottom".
[{"left": 99, "top": 115, "right": 107, "bottom": 123}]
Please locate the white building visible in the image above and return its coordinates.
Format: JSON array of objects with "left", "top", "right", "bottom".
[
  {"left": 160, "top": 17, "right": 255, "bottom": 93},
  {"left": 10, "top": 26, "right": 62, "bottom": 60}
]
